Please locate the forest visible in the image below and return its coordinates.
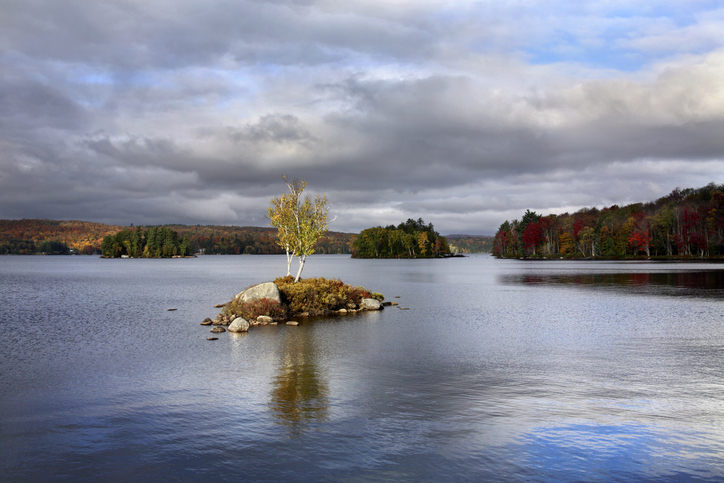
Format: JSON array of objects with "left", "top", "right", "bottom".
[
  {"left": 0, "top": 219, "right": 123, "bottom": 255},
  {"left": 101, "top": 226, "right": 194, "bottom": 258},
  {"left": 493, "top": 184, "right": 724, "bottom": 259},
  {"left": 351, "top": 218, "right": 451, "bottom": 258},
  {"left": 0, "top": 219, "right": 355, "bottom": 255}
]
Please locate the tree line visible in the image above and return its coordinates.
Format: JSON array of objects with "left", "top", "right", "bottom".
[
  {"left": 446, "top": 235, "right": 494, "bottom": 254},
  {"left": 0, "top": 219, "right": 123, "bottom": 255},
  {"left": 351, "top": 218, "right": 451, "bottom": 258},
  {"left": 101, "top": 226, "right": 194, "bottom": 258},
  {"left": 1, "top": 219, "right": 355, "bottom": 255},
  {"left": 493, "top": 184, "right": 724, "bottom": 259}
]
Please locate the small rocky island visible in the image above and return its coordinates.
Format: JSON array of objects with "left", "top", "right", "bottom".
[{"left": 202, "top": 276, "right": 386, "bottom": 334}]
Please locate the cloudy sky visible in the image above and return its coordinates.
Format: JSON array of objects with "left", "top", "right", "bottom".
[{"left": 1, "top": 0, "right": 723, "bottom": 234}]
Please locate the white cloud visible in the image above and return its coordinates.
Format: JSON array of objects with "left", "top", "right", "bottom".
[{"left": 1, "top": 0, "right": 723, "bottom": 234}]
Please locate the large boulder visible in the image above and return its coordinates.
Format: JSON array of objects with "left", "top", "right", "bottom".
[
  {"left": 228, "top": 317, "right": 250, "bottom": 333},
  {"left": 236, "top": 282, "right": 281, "bottom": 304},
  {"left": 360, "top": 298, "right": 382, "bottom": 311}
]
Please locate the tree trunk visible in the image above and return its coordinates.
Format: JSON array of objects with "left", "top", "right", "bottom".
[{"left": 294, "top": 254, "right": 307, "bottom": 282}]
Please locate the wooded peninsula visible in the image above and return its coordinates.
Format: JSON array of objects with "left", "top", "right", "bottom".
[{"left": 493, "top": 183, "right": 724, "bottom": 259}]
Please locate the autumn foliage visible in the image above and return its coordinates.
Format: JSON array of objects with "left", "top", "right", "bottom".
[
  {"left": 0, "top": 219, "right": 124, "bottom": 255},
  {"left": 0, "top": 220, "right": 355, "bottom": 255},
  {"left": 493, "top": 184, "right": 724, "bottom": 259}
]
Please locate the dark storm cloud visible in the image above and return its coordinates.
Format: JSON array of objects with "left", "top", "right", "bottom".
[{"left": 1, "top": 0, "right": 723, "bottom": 233}]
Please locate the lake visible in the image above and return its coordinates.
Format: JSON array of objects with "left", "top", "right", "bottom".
[{"left": 1, "top": 255, "right": 723, "bottom": 482}]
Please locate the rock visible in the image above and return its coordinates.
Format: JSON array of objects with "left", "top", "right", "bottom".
[
  {"left": 360, "top": 298, "right": 382, "bottom": 311},
  {"left": 214, "top": 303, "right": 228, "bottom": 308},
  {"left": 210, "top": 326, "right": 226, "bottom": 333},
  {"left": 228, "top": 317, "right": 250, "bottom": 333},
  {"left": 286, "top": 321, "right": 299, "bottom": 326},
  {"left": 201, "top": 318, "right": 213, "bottom": 326},
  {"left": 257, "top": 315, "right": 273, "bottom": 325},
  {"left": 168, "top": 308, "right": 177, "bottom": 311},
  {"left": 229, "top": 315, "right": 236, "bottom": 322},
  {"left": 338, "top": 308, "right": 348, "bottom": 314},
  {"left": 236, "top": 282, "right": 281, "bottom": 304},
  {"left": 207, "top": 337, "right": 218, "bottom": 340},
  {"left": 212, "top": 318, "right": 224, "bottom": 325},
  {"left": 382, "top": 301, "right": 398, "bottom": 307},
  {"left": 346, "top": 302, "right": 357, "bottom": 309},
  {"left": 300, "top": 312, "right": 309, "bottom": 317}
]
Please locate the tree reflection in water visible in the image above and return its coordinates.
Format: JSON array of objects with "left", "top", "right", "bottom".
[
  {"left": 269, "top": 326, "right": 329, "bottom": 435},
  {"left": 499, "top": 270, "right": 724, "bottom": 299}
]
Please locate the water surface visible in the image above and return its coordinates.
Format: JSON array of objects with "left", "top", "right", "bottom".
[{"left": 1, "top": 255, "right": 723, "bottom": 481}]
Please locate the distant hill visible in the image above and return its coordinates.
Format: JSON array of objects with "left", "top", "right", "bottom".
[
  {"left": 0, "top": 219, "right": 124, "bottom": 255},
  {"left": 445, "top": 234, "right": 494, "bottom": 253},
  {"left": 0, "top": 219, "right": 356, "bottom": 255}
]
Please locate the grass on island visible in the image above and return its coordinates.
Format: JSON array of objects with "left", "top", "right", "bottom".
[{"left": 227, "top": 276, "right": 384, "bottom": 321}]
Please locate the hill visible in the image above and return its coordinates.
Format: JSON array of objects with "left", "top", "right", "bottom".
[
  {"left": 445, "top": 235, "right": 494, "bottom": 254},
  {"left": 0, "top": 219, "right": 355, "bottom": 255}
]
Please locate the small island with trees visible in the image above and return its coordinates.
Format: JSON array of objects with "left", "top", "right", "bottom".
[
  {"left": 101, "top": 226, "right": 194, "bottom": 258},
  {"left": 351, "top": 218, "right": 451, "bottom": 258}
]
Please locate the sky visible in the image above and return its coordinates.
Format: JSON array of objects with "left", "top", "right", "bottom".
[{"left": 1, "top": 0, "right": 724, "bottom": 235}]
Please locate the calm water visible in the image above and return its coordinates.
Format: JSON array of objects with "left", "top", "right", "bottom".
[{"left": 1, "top": 255, "right": 723, "bottom": 482}]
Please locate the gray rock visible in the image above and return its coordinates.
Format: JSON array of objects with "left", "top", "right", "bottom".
[
  {"left": 236, "top": 282, "right": 281, "bottom": 304},
  {"left": 257, "top": 315, "right": 273, "bottom": 325},
  {"left": 210, "top": 326, "right": 226, "bottom": 333},
  {"left": 286, "top": 321, "right": 299, "bottom": 326},
  {"left": 228, "top": 317, "right": 250, "bottom": 333},
  {"left": 360, "top": 298, "right": 382, "bottom": 311}
]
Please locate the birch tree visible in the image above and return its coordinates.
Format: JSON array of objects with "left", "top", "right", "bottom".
[
  {"left": 268, "top": 177, "right": 333, "bottom": 282},
  {"left": 268, "top": 178, "right": 305, "bottom": 276}
]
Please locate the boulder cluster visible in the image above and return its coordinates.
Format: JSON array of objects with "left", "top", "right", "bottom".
[{"left": 201, "top": 281, "right": 384, "bottom": 335}]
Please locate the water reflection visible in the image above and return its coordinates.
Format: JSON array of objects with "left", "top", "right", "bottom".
[
  {"left": 269, "top": 327, "right": 329, "bottom": 436},
  {"left": 500, "top": 270, "right": 724, "bottom": 299}
]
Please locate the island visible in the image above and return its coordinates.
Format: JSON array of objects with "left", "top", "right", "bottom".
[
  {"left": 352, "top": 218, "right": 451, "bottom": 258},
  {"left": 202, "top": 277, "right": 386, "bottom": 333},
  {"left": 101, "top": 226, "right": 194, "bottom": 258}
]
